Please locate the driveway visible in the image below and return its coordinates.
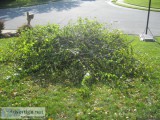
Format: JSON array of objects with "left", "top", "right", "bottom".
[{"left": 0, "top": 0, "right": 160, "bottom": 36}]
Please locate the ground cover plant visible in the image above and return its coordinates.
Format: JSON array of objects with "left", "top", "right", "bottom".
[
  {"left": 0, "top": 19, "right": 160, "bottom": 119},
  {"left": 124, "top": 0, "right": 160, "bottom": 9}
]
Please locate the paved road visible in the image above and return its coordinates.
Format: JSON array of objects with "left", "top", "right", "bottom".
[{"left": 0, "top": 0, "right": 160, "bottom": 35}]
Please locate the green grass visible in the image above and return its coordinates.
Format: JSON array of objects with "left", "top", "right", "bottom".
[
  {"left": 130, "top": 36, "right": 160, "bottom": 78},
  {"left": 0, "top": 0, "right": 60, "bottom": 9},
  {"left": 114, "top": 2, "right": 160, "bottom": 12},
  {"left": 124, "top": 0, "right": 160, "bottom": 9},
  {"left": 0, "top": 38, "right": 16, "bottom": 81},
  {"left": 0, "top": 36, "right": 160, "bottom": 119}
]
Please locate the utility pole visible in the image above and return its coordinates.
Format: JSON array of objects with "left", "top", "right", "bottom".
[
  {"left": 145, "top": 0, "right": 151, "bottom": 34},
  {"left": 139, "top": 0, "right": 155, "bottom": 41}
]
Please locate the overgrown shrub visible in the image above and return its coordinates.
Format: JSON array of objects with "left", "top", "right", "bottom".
[
  {"left": 0, "top": 20, "right": 4, "bottom": 34},
  {"left": 11, "top": 18, "right": 149, "bottom": 85},
  {"left": 17, "top": 24, "right": 32, "bottom": 34}
]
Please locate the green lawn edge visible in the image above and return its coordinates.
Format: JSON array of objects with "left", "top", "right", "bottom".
[
  {"left": 124, "top": 0, "right": 160, "bottom": 9},
  {"left": 112, "top": 1, "right": 160, "bottom": 12}
]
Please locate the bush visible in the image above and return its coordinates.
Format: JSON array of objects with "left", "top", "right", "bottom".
[
  {"left": 17, "top": 24, "right": 32, "bottom": 34},
  {"left": 11, "top": 18, "right": 149, "bottom": 85},
  {"left": 0, "top": 20, "right": 4, "bottom": 34}
]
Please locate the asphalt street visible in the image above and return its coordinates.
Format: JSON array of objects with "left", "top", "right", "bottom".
[{"left": 0, "top": 0, "right": 160, "bottom": 35}]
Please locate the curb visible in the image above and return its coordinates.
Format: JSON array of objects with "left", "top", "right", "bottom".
[{"left": 2, "top": 30, "right": 17, "bottom": 34}]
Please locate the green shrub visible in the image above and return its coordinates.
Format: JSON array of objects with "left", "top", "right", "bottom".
[
  {"left": 112, "top": 0, "right": 117, "bottom": 2},
  {"left": 0, "top": 20, "right": 4, "bottom": 34},
  {"left": 11, "top": 18, "right": 149, "bottom": 85},
  {"left": 17, "top": 24, "right": 32, "bottom": 34}
]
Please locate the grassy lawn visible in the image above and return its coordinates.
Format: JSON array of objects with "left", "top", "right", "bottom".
[
  {"left": 124, "top": 0, "right": 160, "bottom": 9},
  {"left": 0, "top": 36, "right": 160, "bottom": 119},
  {"left": 0, "top": 0, "right": 61, "bottom": 8}
]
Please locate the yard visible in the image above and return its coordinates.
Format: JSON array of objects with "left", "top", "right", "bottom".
[
  {"left": 0, "top": 21, "right": 160, "bottom": 119},
  {"left": 124, "top": 0, "right": 160, "bottom": 9}
]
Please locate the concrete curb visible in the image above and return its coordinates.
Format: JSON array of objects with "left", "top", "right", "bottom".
[
  {"left": 114, "top": 0, "right": 160, "bottom": 12},
  {"left": 2, "top": 30, "right": 17, "bottom": 34}
]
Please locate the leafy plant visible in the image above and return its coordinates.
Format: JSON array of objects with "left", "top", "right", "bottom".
[
  {"left": 0, "top": 20, "right": 4, "bottom": 34},
  {"left": 112, "top": 0, "right": 117, "bottom": 2},
  {"left": 11, "top": 18, "right": 149, "bottom": 85},
  {"left": 78, "top": 72, "right": 91, "bottom": 99},
  {"left": 17, "top": 24, "right": 32, "bottom": 34}
]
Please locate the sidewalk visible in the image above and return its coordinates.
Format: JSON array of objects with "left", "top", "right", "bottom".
[{"left": 116, "top": 0, "right": 160, "bottom": 12}]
